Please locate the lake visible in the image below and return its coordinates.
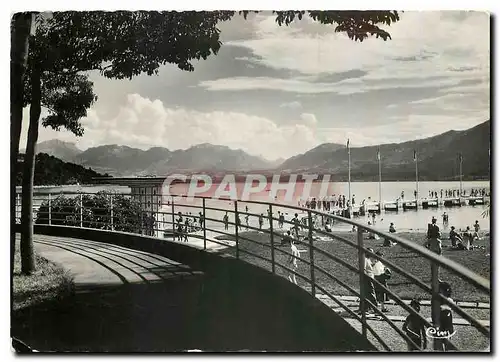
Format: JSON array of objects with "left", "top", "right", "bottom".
[{"left": 22, "top": 180, "right": 490, "bottom": 233}]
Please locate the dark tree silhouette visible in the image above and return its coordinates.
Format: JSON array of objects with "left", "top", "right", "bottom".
[{"left": 14, "top": 10, "right": 400, "bottom": 274}]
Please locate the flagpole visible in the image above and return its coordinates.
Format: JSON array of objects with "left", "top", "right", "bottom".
[
  {"left": 378, "top": 149, "right": 382, "bottom": 208},
  {"left": 348, "top": 140, "right": 351, "bottom": 214},
  {"left": 459, "top": 154, "right": 463, "bottom": 198},
  {"left": 415, "top": 151, "right": 419, "bottom": 208}
]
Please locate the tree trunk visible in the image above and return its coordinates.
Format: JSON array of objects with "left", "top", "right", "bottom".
[
  {"left": 20, "top": 65, "right": 40, "bottom": 275},
  {"left": 11, "top": 12, "right": 32, "bottom": 273}
]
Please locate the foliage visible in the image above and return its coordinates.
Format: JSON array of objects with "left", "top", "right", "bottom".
[
  {"left": 35, "top": 191, "right": 149, "bottom": 234},
  {"left": 16, "top": 153, "right": 108, "bottom": 186},
  {"left": 272, "top": 10, "right": 399, "bottom": 41},
  {"left": 21, "top": 10, "right": 399, "bottom": 137}
]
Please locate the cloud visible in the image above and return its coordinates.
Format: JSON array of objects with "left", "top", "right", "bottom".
[
  {"left": 300, "top": 113, "right": 318, "bottom": 128},
  {"left": 198, "top": 75, "right": 469, "bottom": 94},
  {"left": 318, "top": 115, "right": 488, "bottom": 147},
  {"left": 21, "top": 94, "right": 321, "bottom": 160},
  {"left": 279, "top": 100, "right": 302, "bottom": 109},
  {"left": 228, "top": 11, "right": 489, "bottom": 76},
  {"left": 217, "top": 11, "right": 489, "bottom": 101}
]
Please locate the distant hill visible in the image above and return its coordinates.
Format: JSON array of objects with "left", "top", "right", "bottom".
[
  {"left": 144, "top": 143, "right": 274, "bottom": 175},
  {"left": 32, "top": 120, "right": 490, "bottom": 180},
  {"left": 279, "top": 120, "right": 490, "bottom": 181},
  {"left": 17, "top": 153, "right": 109, "bottom": 186},
  {"left": 74, "top": 145, "right": 172, "bottom": 176},
  {"left": 280, "top": 143, "right": 345, "bottom": 170},
  {"left": 22, "top": 140, "right": 82, "bottom": 162}
]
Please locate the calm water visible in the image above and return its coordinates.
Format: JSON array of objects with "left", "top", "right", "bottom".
[{"left": 24, "top": 181, "right": 490, "bottom": 232}]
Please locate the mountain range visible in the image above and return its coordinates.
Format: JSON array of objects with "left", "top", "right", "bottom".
[
  {"left": 28, "top": 120, "right": 490, "bottom": 181},
  {"left": 280, "top": 120, "right": 490, "bottom": 181}
]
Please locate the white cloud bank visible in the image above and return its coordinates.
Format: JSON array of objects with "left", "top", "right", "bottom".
[{"left": 20, "top": 93, "right": 489, "bottom": 161}]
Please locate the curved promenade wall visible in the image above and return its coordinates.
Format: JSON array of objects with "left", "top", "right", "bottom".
[{"left": 27, "top": 224, "right": 375, "bottom": 352}]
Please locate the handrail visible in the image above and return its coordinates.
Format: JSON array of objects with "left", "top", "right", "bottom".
[{"left": 19, "top": 190, "right": 491, "bottom": 352}]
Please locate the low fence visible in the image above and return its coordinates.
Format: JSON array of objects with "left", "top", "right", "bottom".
[{"left": 15, "top": 190, "right": 491, "bottom": 352}]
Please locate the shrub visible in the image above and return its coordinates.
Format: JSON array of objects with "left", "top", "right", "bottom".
[{"left": 35, "top": 191, "right": 152, "bottom": 234}]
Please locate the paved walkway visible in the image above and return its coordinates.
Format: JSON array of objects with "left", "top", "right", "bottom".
[{"left": 16, "top": 234, "right": 203, "bottom": 291}]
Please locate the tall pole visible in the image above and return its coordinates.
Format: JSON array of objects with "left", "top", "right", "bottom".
[
  {"left": 414, "top": 150, "right": 419, "bottom": 207},
  {"left": 378, "top": 148, "right": 382, "bottom": 208},
  {"left": 459, "top": 153, "right": 463, "bottom": 198},
  {"left": 347, "top": 139, "right": 351, "bottom": 214}
]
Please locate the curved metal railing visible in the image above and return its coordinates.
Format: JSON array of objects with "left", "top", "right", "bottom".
[{"left": 16, "top": 190, "right": 491, "bottom": 352}]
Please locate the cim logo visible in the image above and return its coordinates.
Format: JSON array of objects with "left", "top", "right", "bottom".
[{"left": 425, "top": 326, "right": 456, "bottom": 339}]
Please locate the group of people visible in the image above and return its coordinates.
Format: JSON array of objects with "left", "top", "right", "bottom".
[
  {"left": 425, "top": 188, "right": 488, "bottom": 199},
  {"left": 358, "top": 249, "right": 393, "bottom": 314},
  {"left": 402, "top": 281, "right": 455, "bottom": 351},
  {"left": 300, "top": 194, "right": 356, "bottom": 211},
  {"left": 426, "top": 216, "right": 483, "bottom": 253},
  {"left": 174, "top": 211, "right": 204, "bottom": 242}
]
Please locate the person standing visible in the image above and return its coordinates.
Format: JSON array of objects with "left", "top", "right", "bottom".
[
  {"left": 223, "top": 212, "right": 229, "bottom": 231},
  {"left": 473, "top": 220, "right": 481, "bottom": 240},
  {"left": 258, "top": 213, "right": 264, "bottom": 231},
  {"left": 288, "top": 236, "right": 301, "bottom": 285},
  {"left": 198, "top": 211, "right": 204, "bottom": 229},
  {"left": 373, "top": 251, "right": 391, "bottom": 312},
  {"left": 435, "top": 281, "right": 454, "bottom": 351},
  {"left": 426, "top": 217, "right": 442, "bottom": 255},
  {"left": 183, "top": 217, "right": 190, "bottom": 242},
  {"left": 235, "top": 214, "right": 241, "bottom": 231},
  {"left": 176, "top": 212, "right": 184, "bottom": 241},
  {"left": 291, "top": 213, "right": 300, "bottom": 240},
  {"left": 402, "top": 299, "right": 427, "bottom": 351},
  {"left": 463, "top": 226, "right": 473, "bottom": 250},
  {"left": 281, "top": 230, "right": 292, "bottom": 246},
  {"left": 267, "top": 208, "right": 273, "bottom": 228},
  {"left": 357, "top": 248, "right": 377, "bottom": 315},
  {"left": 278, "top": 211, "right": 285, "bottom": 228},
  {"left": 442, "top": 212, "right": 449, "bottom": 226}
]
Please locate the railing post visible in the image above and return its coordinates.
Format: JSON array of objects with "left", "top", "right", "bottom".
[
  {"left": 357, "top": 226, "right": 367, "bottom": 338},
  {"left": 308, "top": 210, "right": 315, "bottom": 297},
  {"left": 431, "top": 261, "right": 441, "bottom": 351},
  {"left": 202, "top": 198, "right": 207, "bottom": 250},
  {"left": 269, "top": 204, "right": 275, "bottom": 274},
  {"left": 171, "top": 196, "right": 175, "bottom": 239},
  {"left": 16, "top": 193, "right": 20, "bottom": 223},
  {"left": 79, "top": 192, "right": 83, "bottom": 227},
  {"left": 140, "top": 211, "right": 144, "bottom": 235},
  {"left": 110, "top": 194, "right": 114, "bottom": 231},
  {"left": 234, "top": 200, "right": 239, "bottom": 259},
  {"left": 48, "top": 193, "right": 52, "bottom": 225}
]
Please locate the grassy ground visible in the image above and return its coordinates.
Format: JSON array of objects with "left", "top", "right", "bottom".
[
  {"left": 218, "top": 230, "right": 490, "bottom": 303},
  {"left": 13, "top": 246, "right": 74, "bottom": 311}
]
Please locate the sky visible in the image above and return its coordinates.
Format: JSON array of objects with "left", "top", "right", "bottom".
[{"left": 19, "top": 10, "right": 490, "bottom": 161}]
